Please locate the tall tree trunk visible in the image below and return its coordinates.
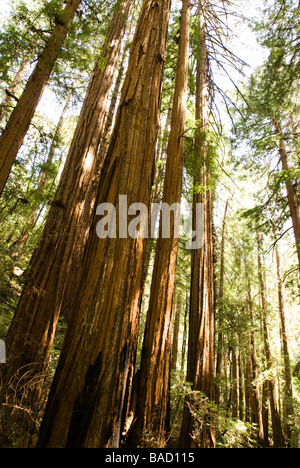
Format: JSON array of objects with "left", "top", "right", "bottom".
[
  {"left": 37, "top": 0, "right": 171, "bottom": 448},
  {"left": 181, "top": 293, "right": 189, "bottom": 372},
  {"left": 231, "top": 343, "right": 238, "bottom": 419},
  {"left": 257, "top": 233, "right": 285, "bottom": 447},
  {"left": 179, "top": 1, "right": 216, "bottom": 448},
  {"left": 0, "top": 0, "right": 132, "bottom": 411},
  {"left": 245, "top": 267, "right": 265, "bottom": 447},
  {"left": 11, "top": 93, "right": 72, "bottom": 258},
  {"left": 275, "top": 244, "right": 296, "bottom": 446},
  {"left": 171, "top": 297, "right": 182, "bottom": 371},
  {"left": 0, "top": 61, "right": 28, "bottom": 124},
  {"left": 0, "top": 0, "right": 81, "bottom": 196},
  {"left": 238, "top": 349, "right": 244, "bottom": 421},
  {"left": 215, "top": 200, "right": 228, "bottom": 406},
  {"left": 272, "top": 119, "right": 300, "bottom": 269},
  {"left": 245, "top": 356, "right": 251, "bottom": 423},
  {"left": 127, "top": 0, "right": 190, "bottom": 447}
]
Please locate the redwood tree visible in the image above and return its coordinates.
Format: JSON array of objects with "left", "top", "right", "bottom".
[
  {"left": 179, "top": 1, "right": 216, "bottom": 448},
  {"left": 0, "top": 0, "right": 132, "bottom": 411},
  {"left": 257, "top": 233, "right": 285, "bottom": 448},
  {"left": 37, "top": 0, "right": 172, "bottom": 448},
  {"left": 127, "top": 0, "right": 191, "bottom": 447}
]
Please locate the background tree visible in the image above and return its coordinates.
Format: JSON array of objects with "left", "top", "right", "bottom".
[
  {"left": 0, "top": 0, "right": 82, "bottom": 196},
  {"left": 127, "top": 0, "right": 191, "bottom": 448}
]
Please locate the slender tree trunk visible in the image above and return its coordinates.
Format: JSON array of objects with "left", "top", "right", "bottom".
[
  {"left": 245, "top": 355, "right": 251, "bottom": 423},
  {"left": 97, "top": 48, "right": 127, "bottom": 165},
  {"left": 272, "top": 119, "right": 300, "bottom": 269},
  {"left": 127, "top": 0, "right": 190, "bottom": 447},
  {"left": 231, "top": 344, "right": 238, "bottom": 419},
  {"left": 0, "top": 0, "right": 132, "bottom": 410},
  {"left": 215, "top": 200, "right": 228, "bottom": 406},
  {"left": 0, "top": 0, "right": 81, "bottom": 197},
  {"left": 171, "top": 298, "right": 181, "bottom": 371},
  {"left": 0, "top": 61, "right": 28, "bottom": 124},
  {"left": 238, "top": 350, "right": 244, "bottom": 421},
  {"left": 38, "top": 0, "right": 171, "bottom": 448},
  {"left": 245, "top": 268, "right": 265, "bottom": 447},
  {"left": 257, "top": 233, "right": 285, "bottom": 447},
  {"left": 181, "top": 293, "right": 189, "bottom": 372},
  {"left": 11, "top": 93, "right": 72, "bottom": 258},
  {"left": 275, "top": 244, "right": 296, "bottom": 446},
  {"left": 179, "top": 1, "right": 215, "bottom": 448}
]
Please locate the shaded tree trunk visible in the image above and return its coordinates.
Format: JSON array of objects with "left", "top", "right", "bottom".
[
  {"left": 171, "top": 298, "right": 181, "bottom": 371},
  {"left": 97, "top": 48, "right": 127, "bottom": 165},
  {"left": 245, "top": 268, "right": 265, "bottom": 447},
  {"left": 0, "top": 0, "right": 132, "bottom": 411},
  {"left": 179, "top": 1, "right": 215, "bottom": 448},
  {"left": 0, "top": 0, "right": 81, "bottom": 196},
  {"left": 127, "top": 0, "right": 190, "bottom": 447},
  {"left": 37, "top": 0, "right": 172, "bottom": 448},
  {"left": 272, "top": 119, "right": 300, "bottom": 269},
  {"left": 231, "top": 343, "right": 238, "bottom": 419},
  {"left": 238, "top": 350, "right": 244, "bottom": 421},
  {"left": 257, "top": 233, "right": 285, "bottom": 448},
  {"left": 181, "top": 293, "right": 189, "bottom": 372},
  {"left": 215, "top": 200, "right": 228, "bottom": 406},
  {"left": 275, "top": 244, "right": 296, "bottom": 446}
]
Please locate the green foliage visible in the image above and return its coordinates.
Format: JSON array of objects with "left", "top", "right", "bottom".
[{"left": 184, "top": 126, "right": 220, "bottom": 197}]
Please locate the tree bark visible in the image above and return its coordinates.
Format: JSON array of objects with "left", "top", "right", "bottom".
[
  {"left": 231, "top": 343, "right": 238, "bottom": 419},
  {"left": 215, "top": 200, "right": 228, "bottom": 406},
  {"left": 0, "top": 0, "right": 132, "bottom": 411},
  {"left": 127, "top": 0, "right": 190, "bottom": 447},
  {"left": 275, "top": 244, "right": 296, "bottom": 446},
  {"left": 0, "top": 0, "right": 81, "bottom": 196},
  {"left": 272, "top": 118, "right": 300, "bottom": 270},
  {"left": 37, "top": 0, "right": 171, "bottom": 448},
  {"left": 171, "top": 298, "right": 181, "bottom": 371},
  {"left": 257, "top": 232, "right": 285, "bottom": 447},
  {"left": 179, "top": 1, "right": 216, "bottom": 448},
  {"left": 97, "top": 48, "right": 127, "bottom": 165},
  {"left": 0, "top": 61, "right": 28, "bottom": 124},
  {"left": 245, "top": 267, "right": 265, "bottom": 447}
]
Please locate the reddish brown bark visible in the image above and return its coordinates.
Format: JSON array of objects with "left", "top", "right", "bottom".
[
  {"left": 0, "top": 0, "right": 132, "bottom": 410},
  {"left": 127, "top": 0, "right": 190, "bottom": 447},
  {"left": 37, "top": 0, "right": 172, "bottom": 448},
  {"left": 275, "top": 244, "right": 296, "bottom": 446},
  {"left": 272, "top": 119, "right": 300, "bottom": 269},
  {"left": 179, "top": 1, "right": 216, "bottom": 448},
  {"left": 245, "top": 268, "right": 265, "bottom": 447},
  {"left": 215, "top": 200, "right": 228, "bottom": 406},
  {"left": 171, "top": 298, "right": 181, "bottom": 371}
]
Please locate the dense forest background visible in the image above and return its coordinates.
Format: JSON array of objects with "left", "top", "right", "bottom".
[{"left": 0, "top": 0, "right": 299, "bottom": 449}]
